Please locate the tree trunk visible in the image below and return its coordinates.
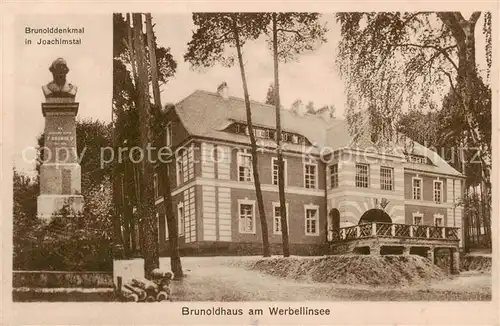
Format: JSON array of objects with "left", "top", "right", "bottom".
[
  {"left": 120, "top": 174, "right": 131, "bottom": 257},
  {"left": 437, "top": 12, "right": 491, "bottom": 249},
  {"left": 159, "top": 165, "right": 183, "bottom": 278},
  {"left": 112, "top": 124, "right": 124, "bottom": 259},
  {"left": 232, "top": 15, "right": 270, "bottom": 257},
  {"left": 145, "top": 13, "right": 184, "bottom": 278},
  {"left": 132, "top": 13, "right": 159, "bottom": 278},
  {"left": 126, "top": 13, "right": 139, "bottom": 86},
  {"left": 145, "top": 14, "right": 162, "bottom": 108},
  {"left": 132, "top": 163, "right": 144, "bottom": 255},
  {"left": 272, "top": 13, "right": 290, "bottom": 257}
]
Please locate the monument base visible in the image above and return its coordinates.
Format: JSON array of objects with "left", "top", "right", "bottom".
[{"left": 37, "top": 194, "right": 84, "bottom": 221}]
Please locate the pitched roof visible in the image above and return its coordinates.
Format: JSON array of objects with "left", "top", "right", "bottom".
[
  {"left": 174, "top": 90, "right": 463, "bottom": 177},
  {"left": 174, "top": 90, "right": 353, "bottom": 152}
]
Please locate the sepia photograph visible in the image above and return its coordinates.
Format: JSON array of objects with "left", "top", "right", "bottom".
[
  {"left": 109, "top": 11, "right": 493, "bottom": 303},
  {"left": 10, "top": 9, "right": 493, "bottom": 310}
]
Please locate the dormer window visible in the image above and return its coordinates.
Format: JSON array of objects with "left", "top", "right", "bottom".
[
  {"left": 255, "top": 129, "right": 269, "bottom": 138},
  {"left": 230, "top": 122, "right": 308, "bottom": 145},
  {"left": 405, "top": 153, "right": 428, "bottom": 165}
]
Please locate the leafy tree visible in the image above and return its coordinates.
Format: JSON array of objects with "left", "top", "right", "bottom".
[
  {"left": 316, "top": 104, "right": 336, "bottom": 119},
  {"left": 113, "top": 13, "right": 178, "bottom": 266},
  {"left": 146, "top": 13, "right": 184, "bottom": 278},
  {"left": 13, "top": 170, "right": 113, "bottom": 271},
  {"left": 265, "top": 83, "right": 277, "bottom": 106},
  {"left": 267, "top": 13, "right": 328, "bottom": 257},
  {"left": 131, "top": 12, "right": 159, "bottom": 277},
  {"left": 185, "top": 13, "right": 272, "bottom": 257},
  {"left": 337, "top": 12, "right": 492, "bottom": 248},
  {"left": 290, "top": 99, "right": 303, "bottom": 114},
  {"left": 305, "top": 101, "right": 315, "bottom": 114}
]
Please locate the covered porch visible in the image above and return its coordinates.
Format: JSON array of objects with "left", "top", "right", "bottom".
[{"left": 328, "top": 222, "right": 461, "bottom": 274}]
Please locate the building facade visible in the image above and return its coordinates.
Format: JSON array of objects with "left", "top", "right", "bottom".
[{"left": 153, "top": 86, "right": 464, "bottom": 256}]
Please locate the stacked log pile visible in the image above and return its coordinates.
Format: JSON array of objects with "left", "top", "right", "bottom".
[{"left": 119, "top": 269, "right": 173, "bottom": 302}]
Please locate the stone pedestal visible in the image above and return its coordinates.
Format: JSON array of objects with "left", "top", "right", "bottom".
[{"left": 37, "top": 101, "right": 83, "bottom": 220}]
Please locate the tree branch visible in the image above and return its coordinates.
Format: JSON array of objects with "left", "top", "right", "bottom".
[
  {"left": 394, "top": 43, "right": 459, "bottom": 72},
  {"left": 276, "top": 28, "right": 305, "bottom": 39},
  {"left": 468, "top": 12, "right": 482, "bottom": 25}
]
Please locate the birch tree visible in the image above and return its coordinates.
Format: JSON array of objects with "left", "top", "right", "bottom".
[{"left": 185, "top": 13, "right": 272, "bottom": 257}]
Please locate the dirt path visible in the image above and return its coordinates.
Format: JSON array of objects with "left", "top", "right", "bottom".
[{"left": 164, "top": 257, "right": 491, "bottom": 301}]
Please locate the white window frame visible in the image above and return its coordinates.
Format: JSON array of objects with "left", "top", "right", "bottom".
[
  {"left": 176, "top": 157, "right": 183, "bottom": 186},
  {"left": 272, "top": 157, "right": 287, "bottom": 186},
  {"left": 272, "top": 202, "right": 290, "bottom": 235},
  {"left": 304, "top": 204, "right": 320, "bottom": 236},
  {"left": 177, "top": 202, "right": 185, "bottom": 236},
  {"left": 237, "top": 151, "right": 253, "bottom": 182},
  {"left": 355, "top": 163, "right": 370, "bottom": 188},
  {"left": 238, "top": 199, "right": 256, "bottom": 234},
  {"left": 380, "top": 166, "right": 394, "bottom": 191},
  {"left": 412, "top": 176, "right": 423, "bottom": 200},
  {"left": 303, "top": 162, "right": 318, "bottom": 189},
  {"left": 165, "top": 122, "right": 172, "bottom": 147},
  {"left": 434, "top": 213, "right": 444, "bottom": 226},
  {"left": 433, "top": 179, "right": 443, "bottom": 203},
  {"left": 329, "top": 163, "right": 339, "bottom": 189},
  {"left": 153, "top": 172, "right": 159, "bottom": 198},
  {"left": 412, "top": 212, "right": 423, "bottom": 225}
]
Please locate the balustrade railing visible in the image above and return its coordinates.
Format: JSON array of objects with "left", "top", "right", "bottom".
[{"left": 329, "top": 222, "right": 460, "bottom": 243}]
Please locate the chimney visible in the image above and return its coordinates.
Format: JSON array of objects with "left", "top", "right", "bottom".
[{"left": 217, "top": 81, "right": 229, "bottom": 99}]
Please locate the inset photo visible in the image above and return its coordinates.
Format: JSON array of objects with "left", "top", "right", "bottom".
[{"left": 110, "top": 12, "right": 492, "bottom": 303}]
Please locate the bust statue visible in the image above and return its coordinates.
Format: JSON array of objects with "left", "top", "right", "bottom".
[{"left": 42, "top": 58, "right": 78, "bottom": 99}]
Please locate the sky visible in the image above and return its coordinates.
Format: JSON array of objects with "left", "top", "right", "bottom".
[
  {"left": 13, "top": 12, "right": 488, "bottom": 176},
  {"left": 154, "top": 14, "right": 344, "bottom": 113}
]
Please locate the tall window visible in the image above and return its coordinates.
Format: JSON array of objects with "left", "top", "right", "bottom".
[
  {"left": 433, "top": 180, "right": 443, "bottom": 203},
  {"left": 304, "top": 205, "right": 319, "bottom": 235},
  {"left": 412, "top": 177, "right": 422, "bottom": 200},
  {"left": 272, "top": 202, "right": 289, "bottom": 235},
  {"left": 176, "top": 158, "right": 183, "bottom": 186},
  {"left": 355, "top": 164, "right": 369, "bottom": 188},
  {"left": 380, "top": 167, "right": 393, "bottom": 191},
  {"left": 272, "top": 157, "right": 287, "bottom": 186},
  {"left": 238, "top": 201, "right": 255, "bottom": 233},
  {"left": 177, "top": 203, "right": 184, "bottom": 236},
  {"left": 330, "top": 164, "right": 338, "bottom": 189},
  {"left": 304, "top": 163, "right": 317, "bottom": 189},
  {"left": 165, "top": 122, "right": 172, "bottom": 147},
  {"left": 153, "top": 173, "right": 159, "bottom": 198},
  {"left": 238, "top": 152, "right": 252, "bottom": 182}
]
